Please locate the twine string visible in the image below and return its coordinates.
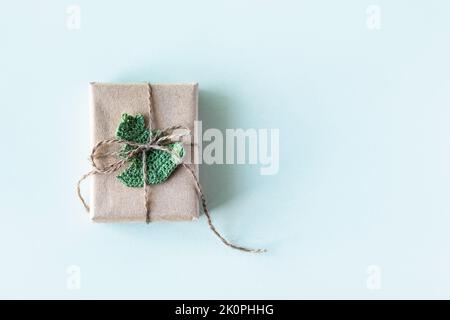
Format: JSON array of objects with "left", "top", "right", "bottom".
[
  {"left": 76, "top": 83, "right": 266, "bottom": 253},
  {"left": 144, "top": 83, "right": 153, "bottom": 223}
]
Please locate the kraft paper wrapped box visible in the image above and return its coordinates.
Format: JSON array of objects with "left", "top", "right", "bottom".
[{"left": 89, "top": 82, "right": 199, "bottom": 222}]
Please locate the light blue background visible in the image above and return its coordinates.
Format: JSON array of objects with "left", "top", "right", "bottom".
[{"left": 1, "top": 0, "right": 449, "bottom": 299}]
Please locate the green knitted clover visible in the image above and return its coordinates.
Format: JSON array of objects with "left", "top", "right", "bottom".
[{"left": 115, "top": 113, "right": 184, "bottom": 187}]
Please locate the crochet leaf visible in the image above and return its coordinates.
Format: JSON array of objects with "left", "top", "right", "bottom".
[
  {"left": 115, "top": 113, "right": 184, "bottom": 187},
  {"left": 116, "top": 113, "right": 150, "bottom": 143},
  {"left": 117, "top": 142, "right": 184, "bottom": 187}
]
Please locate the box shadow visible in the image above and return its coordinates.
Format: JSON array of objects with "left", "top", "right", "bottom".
[{"left": 199, "top": 90, "right": 240, "bottom": 211}]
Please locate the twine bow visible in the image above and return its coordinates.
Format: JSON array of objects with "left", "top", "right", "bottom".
[{"left": 77, "top": 83, "right": 266, "bottom": 253}]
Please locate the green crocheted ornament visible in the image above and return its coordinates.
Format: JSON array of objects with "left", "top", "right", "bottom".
[{"left": 115, "top": 113, "right": 184, "bottom": 187}]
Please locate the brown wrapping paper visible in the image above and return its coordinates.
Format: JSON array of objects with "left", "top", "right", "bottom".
[{"left": 89, "top": 82, "right": 199, "bottom": 222}]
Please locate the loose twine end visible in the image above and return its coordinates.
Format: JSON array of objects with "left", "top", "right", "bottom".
[{"left": 181, "top": 164, "right": 266, "bottom": 254}]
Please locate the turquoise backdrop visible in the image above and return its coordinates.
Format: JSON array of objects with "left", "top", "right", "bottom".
[{"left": 1, "top": 0, "right": 449, "bottom": 299}]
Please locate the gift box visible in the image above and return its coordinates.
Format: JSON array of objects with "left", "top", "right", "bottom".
[{"left": 89, "top": 82, "right": 199, "bottom": 222}]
